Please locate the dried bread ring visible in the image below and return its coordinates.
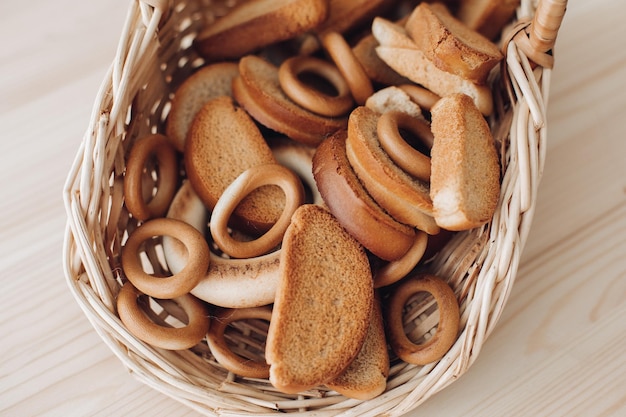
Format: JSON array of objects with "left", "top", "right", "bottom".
[
  {"left": 386, "top": 274, "right": 460, "bottom": 365},
  {"left": 124, "top": 133, "right": 178, "bottom": 221},
  {"left": 377, "top": 110, "right": 432, "bottom": 182},
  {"left": 397, "top": 84, "right": 441, "bottom": 112},
  {"left": 373, "top": 230, "right": 428, "bottom": 288},
  {"left": 163, "top": 181, "right": 280, "bottom": 308},
  {"left": 207, "top": 306, "right": 272, "bottom": 378},
  {"left": 320, "top": 31, "right": 374, "bottom": 105},
  {"left": 210, "top": 163, "right": 305, "bottom": 259},
  {"left": 116, "top": 281, "right": 210, "bottom": 350},
  {"left": 278, "top": 55, "right": 354, "bottom": 117},
  {"left": 122, "top": 217, "right": 209, "bottom": 299}
]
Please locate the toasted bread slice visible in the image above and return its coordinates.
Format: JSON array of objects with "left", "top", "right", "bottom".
[
  {"left": 312, "top": 130, "right": 416, "bottom": 261},
  {"left": 346, "top": 106, "right": 439, "bottom": 234},
  {"left": 266, "top": 204, "right": 374, "bottom": 394},
  {"left": 194, "top": 0, "right": 329, "bottom": 61},
  {"left": 352, "top": 33, "right": 413, "bottom": 86},
  {"left": 184, "top": 96, "right": 285, "bottom": 233},
  {"left": 165, "top": 62, "right": 239, "bottom": 152},
  {"left": 429, "top": 93, "right": 501, "bottom": 230},
  {"left": 372, "top": 18, "right": 493, "bottom": 115},
  {"left": 457, "top": 0, "right": 520, "bottom": 40},
  {"left": 234, "top": 55, "right": 347, "bottom": 147},
  {"left": 365, "top": 85, "right": 424, "bottom": 120},
  {"left": 315, "top": 0, "right": 391, "bottom": 36},
  {"left": 325, "top": 295, "right": 389, "bottom": 400},
  {"left": 405, "top": 2, "right": 503, "bottom": 84}
]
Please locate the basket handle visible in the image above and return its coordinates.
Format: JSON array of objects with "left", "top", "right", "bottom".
[{"left": 528, "top": 0, "right": 568, "bottom": 54}]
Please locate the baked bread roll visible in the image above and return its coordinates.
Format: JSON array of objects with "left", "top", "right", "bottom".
[
  {"left": 405, "top": 2, "right": 503, "bottom": 84},
  {"left": 312, "top": 130, "right": 416, "bottom": 261},
  {"left": 184, "top": 96, "right": 284, "bottom": 233},
  {"left": 325, "top": 295, "right": 389, "bottom": 400},
  {"left": 165, "top": 62, "right": 239, "bottom": 152},
  {"left": 194, "top": 0, "right": 329, "bottom": 61},
  {"left": 346, "top": 106, "right": 439, "bottom": 234},
  {"left": 266, "top": 204, "right": 374, "bottom": 394},
  {"left": 457, "top": 0, "right": 520, "bottom": 40},
  {"left": 429, "top": 93, "right": 500, "bottom": 230}
]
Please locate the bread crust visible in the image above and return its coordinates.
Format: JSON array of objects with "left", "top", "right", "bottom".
[
  {"left": 266, "top": 204, "right": 374, "bottom": 393},
  {"left": 165, "top": 62, "right": 239, "bottom": 152},
  {"left": 312, "top": 130, "right": 416, "bottom": 261},
  {"left": 405, "top": 2, "right": 503, "bottom": 84},
  {"left": 325, "top": 295, "right": 389, "bottom": 399},
  {"left": 234, "top": 55, "right": 347, "bottom": 146},
  {"left": 184, "top": 96, "right": 285, "bottom": 233},
  {"left": 457, "top": 0, "right": 520, "bottom": 40},
  {"left": 429, "top": 93, "right": 500, "bottom": 230},
  {"left": 346, "top": 106, "right": 439, "bottom": 234},
  {"left": 194, "top": 0, "right": 329, "bottom": 61}
]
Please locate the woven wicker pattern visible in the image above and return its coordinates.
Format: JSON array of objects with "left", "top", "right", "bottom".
[{"left": 62, "top": 0, "right": 566, "bottom": 415}]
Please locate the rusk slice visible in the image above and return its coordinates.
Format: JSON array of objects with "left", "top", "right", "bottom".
[
  {"left": 165, "top": 62, "right": 239, "bottom": 152},
  {"left": 234, "top": 55, "right": 347, "bottom": 147},
  {"left": 429, "top": 93, "right": 500, "bottom": 231},
  {"left": 313, "top": 130, "right": 416, "bottom": 261},
  {"left": 194, "top": 0, "right": 329, "bottom": 61},
  {"left": 405, "top": 2, "right": 503, "bottom": 84},
  {"left": 352, "top": 34, "right": 412, "bottom": 86},
  {"left": 325, "top": 295, "right": 389, "bottom": 400},
  {"left": 266, "top": 204, "right": 374, "bottom": 394},
  {"left": 372, "top": 18, "right": 493, "bottom": 115},
  {"left": 346, "top": 106, "right": 439, "bottom": 235},
  {"left": 184, "top": 96, "right": 284, "bottom": 233},
  {"left": 457, "top": 0, "right": 521, "bottom": 40}
]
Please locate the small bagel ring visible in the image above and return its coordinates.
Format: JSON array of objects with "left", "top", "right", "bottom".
[
  {"left": 164, "top": 181, "right": 281, "bottom": 308},
  {"left": 398, "top": 84, "right": 441, "bottom": 113},
  {"left": 374, "top": 230, "right": 428, "bottom": 288},
  {"left": 207, "top": 306, "right": 273, "bottom": 378},
  {"left": 386, "top": 274, "right": 460, "bottom": 365},
  {"left": 377, "top": 111, "right": 433, "bottom": 182},
  {"left": 270, "top": 137, "right": 323, "bottom": 206},
  {"left": 116, "top": 281, "right": 210, "bottom": 350},
  {"left": 124, "top": 133, "right": 179, "bottom": 221},
  {"left": 122, "top": 217, "right": 210, "bottom": 299},
  {"left": 278, "top": 55, "right": 354, "bottom": 117},
  {"left": 210, "top": 163, "right": 305, "bottom": 259},
  {"left": 320, "top": 31, "right": 374, "bottom": 105}
]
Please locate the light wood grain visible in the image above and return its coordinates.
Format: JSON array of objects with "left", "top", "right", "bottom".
[{"left": 1, "top": 0, "right": 624, "bottom": 416}]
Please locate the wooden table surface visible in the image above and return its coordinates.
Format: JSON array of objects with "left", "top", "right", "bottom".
[{"left": 1, "top": 1, "right": 625, "bottom": 416}]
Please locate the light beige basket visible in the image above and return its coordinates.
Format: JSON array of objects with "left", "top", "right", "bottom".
[{"left": 62, "top": 0, "right": 567, "bottom": 415}]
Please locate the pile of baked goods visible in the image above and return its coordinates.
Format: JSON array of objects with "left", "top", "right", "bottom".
[{"left": 116, "top": 0, "right": 514, "bottom": 401}]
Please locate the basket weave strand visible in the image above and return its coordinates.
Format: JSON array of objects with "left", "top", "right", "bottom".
[{"left": 62, "top": 0, "right": 567, "bottom": 415}]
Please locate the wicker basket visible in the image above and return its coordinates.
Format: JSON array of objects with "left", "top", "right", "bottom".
[{"left": 62, "top": 0, "right": 567, "bottom": 415}]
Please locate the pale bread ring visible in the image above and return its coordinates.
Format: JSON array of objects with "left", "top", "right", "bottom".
[
  {"left": 278, "top": 55, "right": 354, "bottom": 117},
  {"left": 373, "top": 230, "right": 428, "bottom": 288},
  {"left": 210, "top": 164, "right": 305, "bottom": 259},
  {"left": 398, "top": 84, "right": 441, "bottom": 112},
  {"left": 124, "top": 134, "right": 178, "bottom": 221},
  {"left": 116, "top": 281, "right": 210, "bottom": 350},
  {"left": 386, "top": 274, "right": 460, "bottom": 365},
  {"left": 207, "top": 306, "right": 272, "bottom": 378},
  {"left": 320, "top": 31, "right": 374, "bottom": 105},
  {"left": 377, "top": 111, "right": 432, "bottom": 182},
  {"left": 269, "top": 138, "right": 324, "bottom": 206},
  {"left": 163, "top": 181, "right": 280, "bottom": 308},
  {"left": 122, "top": 217, "right": 209, "bottom": 299}
]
